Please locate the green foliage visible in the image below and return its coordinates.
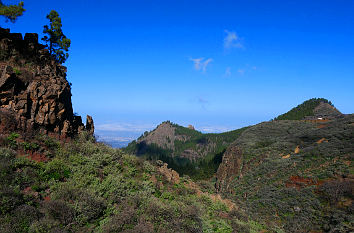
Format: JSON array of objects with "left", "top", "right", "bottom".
[
  {"left": 274, "top": 98, "right": 333, "bottom": 120},
  {"left": 41, "top": 159, "right": 70, "bottom": 181},
  {"left": 6, "top": 132, "right": 19, "bottom": 149},
  {"left": 0, "top": 0, "right": 25, "bottom": 23},
  {"left": 125, "top": 124, "right": 248, "bottom": 180},
  {"left": 21, "top": 142, "right": 39, "bottom": 151},
  {"left": 14, "top": 67, "right": 21, "bottom": 75},
  {"left": 3, "top": 113, "right": 351, "bottom": 233},
  {"left": 42, "top": 10, "right": 71, "bottom": 64},
  {"left": 7, "top": 132, "right": 19, "bottom": 140},
  {"left": 0, "top": 132, "right": 261, "bottom": 232},
  {"left": 225, "top": 115, "right": 354, "bottom": 232},
  {"left": 43, "top": 137, "right": 59, "bottom": 150}
]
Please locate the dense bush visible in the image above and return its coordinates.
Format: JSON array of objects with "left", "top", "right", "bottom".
[
  {"left": 225, "top": 114, "right": 354, "bottom": 232},
  {"left": 0, "top": 132, "right": 264, "bottom": 232}
]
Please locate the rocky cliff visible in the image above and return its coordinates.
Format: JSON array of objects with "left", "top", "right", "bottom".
[{"left": 0, "top": 28, "right": 93, "bottom": 137}]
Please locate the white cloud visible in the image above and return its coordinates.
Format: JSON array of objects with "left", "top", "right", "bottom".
[
  {"left": 189, "top": 57, "right": 204, "bottom": 70},
  {"left": 224, "top": 30, "right": 243, "bottom": 49},
  {"left": 235, "top": 65, "right": 257, "bottom": 76},
  {"left": 190, "top": 57, "right": 213, "bottom": 73},
  {"left": 202, "top": 58, "right": 213, "bottom": 72},
  {"left": 237, "top": 69, "right": 245, "bottom": 75},
  {"left": 225, "top": 67, "right": 231, "bottom": 77}
]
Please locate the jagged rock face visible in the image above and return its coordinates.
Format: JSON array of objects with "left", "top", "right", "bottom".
[
  {"left": 0, "top": 28, "right": 93, "bottom": 137},
  {"left": 215, "top": 146, "right": 242, "bottom": 192},
  {"left": 86, "top": 115, "right": 94, "bottom": 135}
]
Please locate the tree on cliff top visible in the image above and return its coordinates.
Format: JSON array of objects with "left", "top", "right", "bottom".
[
  {"left": 0, "top": 0, "right": 25, "bottom": 23},
  {"left": 42, "top": 10, "right": 71, "bottom": 64}
]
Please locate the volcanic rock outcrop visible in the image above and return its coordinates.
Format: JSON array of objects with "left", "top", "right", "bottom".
[
  {"left": 0, "top": 28, "right": 93, "bottom": 137},
  {"left": 215, "top": 145, "right": 243, "bottom": 192}
]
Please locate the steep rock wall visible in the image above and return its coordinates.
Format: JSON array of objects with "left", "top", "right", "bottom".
[
  {"left": 0, "top": 28, "right": 93, "bottom": 137},
  {"left": 215, "top": 145, "right": 243, "bottom": 192}
]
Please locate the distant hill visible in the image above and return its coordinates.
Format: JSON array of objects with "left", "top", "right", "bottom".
[
  {"left": 124, "top": 98, "right": 354, "bottom": 231},
  {"left": 274, "top": 98, "right": 342, "bottom": 121},
  {"left": 125, "top": 98, "right": 344, "bottom": 180},
  {"left": 125, "top": 121, "right": 247, "bottom": 179},
  {"left": 216, "top": 110, "right": 353, "bottom": 232}
]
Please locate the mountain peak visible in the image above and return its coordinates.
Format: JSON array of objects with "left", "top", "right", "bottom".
[{"left": 274, "top": 98, "right": 342, "bottom": 121}]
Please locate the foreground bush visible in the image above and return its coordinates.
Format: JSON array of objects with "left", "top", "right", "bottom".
[{"left": 0, "top": 133, "right": 264, "bottom": 232}]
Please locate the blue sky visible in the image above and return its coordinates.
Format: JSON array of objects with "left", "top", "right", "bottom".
[{"left": 2, "top": 0, "right": 354, "bottom": 144}]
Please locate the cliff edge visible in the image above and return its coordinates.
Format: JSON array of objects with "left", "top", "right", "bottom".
[{"left": 0, "top": 28, "right": 93, "bottom": 137}]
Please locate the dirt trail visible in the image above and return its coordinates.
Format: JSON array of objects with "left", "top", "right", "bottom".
[{"left": 185, "top": 180, "right": 236, "bottom": 211}]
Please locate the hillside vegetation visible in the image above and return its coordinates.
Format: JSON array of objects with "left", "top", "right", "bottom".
[
  {"left": 217, "top": 114, "right": 354, "bottom": 232},
  {"left": 274, "top": 98, "right": 334, "bottom": 120},
  {"left": 125, "top": 122, "right": 248, "bottom": 180},
  {"left": 0, "top": 132, "right": 270, "bottom": 233}
]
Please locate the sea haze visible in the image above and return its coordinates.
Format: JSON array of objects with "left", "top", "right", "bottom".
[
  {"left": 95, "top": 130, "right": 143, "bottom": 148},
  {"left": 94, "top": 114, "right": 267, "bottom": 148}
]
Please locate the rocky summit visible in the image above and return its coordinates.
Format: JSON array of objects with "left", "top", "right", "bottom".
[{"left": 0, "top": 28, "right": 93, "bottom": 137}]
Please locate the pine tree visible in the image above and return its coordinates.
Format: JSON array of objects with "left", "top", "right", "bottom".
[
  {"left": 42, "top": 10, "right": 71, "bottom": 64},
  {"left": 0, "top": 0, "right": 25, "bottom": 23}
]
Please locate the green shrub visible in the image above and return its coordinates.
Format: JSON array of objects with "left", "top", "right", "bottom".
[
  {"left": 28, "top": 218, "right": 62, "bottom": 233},
  {"left": 22, "top": 142, "right": 39, "bottom": 151},
  {"left": 43, "top": 200, "right": 75, "bottom": 225},
  {"left": 41, "top": 159, "right": 70, "bottom": 181},
  {"left": 10, "top": 205, "right": 40, "bottom": 232},
  {"left": 6, "top": 132, "right": 19, "bottom": 149}
]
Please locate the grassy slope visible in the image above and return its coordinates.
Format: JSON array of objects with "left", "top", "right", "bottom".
[
  {"left": 125, "top": 123, "right": 248, "bottom": 180},
  {"left": 274, "top": 98, "right": 333, "bottom": 120},
  {"left": 0, "top": 132, "right": 270, "bottom": 233},
  {"left": 223, "top": 116, "right": 354, "bottom": 232}
]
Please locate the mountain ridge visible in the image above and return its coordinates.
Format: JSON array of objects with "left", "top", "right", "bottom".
[
  {"left": 125, "top": 121, "right": 248, "bottom": 179},
  {"left": 125, "top": 98, "right": 345, "bottom": 180}
]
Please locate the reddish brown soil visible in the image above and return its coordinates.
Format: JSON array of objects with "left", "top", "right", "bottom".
[
  {"left": 316, "top": 124, "right": 328, "bottom": 129},
  {"left": 18, "top": 149, "right": 48, "bottom": 162},
  {"left": 286, "top": 176, "right": 324, "bottom": 190}
]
